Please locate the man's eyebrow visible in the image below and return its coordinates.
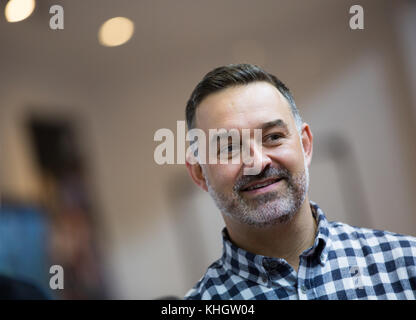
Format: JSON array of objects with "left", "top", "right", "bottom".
[
  {"left": 260, "top": 119, "right": 289, "bottom": 132},
  {"left": 209, "top": 119, "right": 289, "bottom": 143},
  {"left": 210, "top": 130, "right": 240, "bottom": 144}
]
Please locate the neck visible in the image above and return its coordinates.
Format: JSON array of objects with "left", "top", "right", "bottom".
[{"left": 223, "top": 197, "right": 317, "bottom": 272}]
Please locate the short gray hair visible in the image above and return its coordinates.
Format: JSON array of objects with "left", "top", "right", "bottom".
[{"left": 185, "top": 64, "right": 303, "bottom": 133}]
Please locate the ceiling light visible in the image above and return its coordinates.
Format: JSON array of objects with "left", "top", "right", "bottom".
[
  {"left": 98, "top": 17, "right": 134, "bottom": 47},
  {"left": 5, "top": 0, "right": 35, "bottom": 23}
]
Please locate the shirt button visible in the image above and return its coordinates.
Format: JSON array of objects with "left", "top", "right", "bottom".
[{"left": 300, "top": 284, "right": 307, "bottom": 294}]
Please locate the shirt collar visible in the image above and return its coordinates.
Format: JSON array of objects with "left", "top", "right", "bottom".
[
  {"left": 304, "top": 200, "right": 331, "bottom": 265},
  {"left": 220, "top": 200, "right": 331, "bottom": 283}
]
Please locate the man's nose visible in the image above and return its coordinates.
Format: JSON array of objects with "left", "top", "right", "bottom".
[{"left": 243, "top": 141, "right": 271, "bottom": 175}]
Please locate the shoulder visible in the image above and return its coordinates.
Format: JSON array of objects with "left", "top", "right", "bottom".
[
  {"left": 184, "top": 259, "right": 232, "bottom": 300},
  {"left": 328, "top": 220, "right": 416, "bottom": 245},
  {"left": 327, "top": 220, "right": 416, "bottom": 263}
]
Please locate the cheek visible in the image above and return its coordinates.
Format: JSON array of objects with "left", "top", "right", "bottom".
[
  {"left": 272, "top": 144, "right": 304, "bottom": 171},
  {"left": 208, "top": 163, "right": 242, "bottom": 190}
]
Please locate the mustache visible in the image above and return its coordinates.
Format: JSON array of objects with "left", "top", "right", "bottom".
[{"left": 233, "top": 166, "right": 290, "bottom": 192}]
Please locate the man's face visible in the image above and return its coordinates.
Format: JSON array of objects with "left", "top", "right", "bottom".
[{"left": 192, "top": 81, "right": 312, "bottom": 227}]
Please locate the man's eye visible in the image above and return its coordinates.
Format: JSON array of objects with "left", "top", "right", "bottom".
[
  {"left": 223, "top": 145, "right": 234, "bottom": 152},
  {"left": 265, "top": 134, "right": 282, "bottom": 142},
  {"left": 219, "top": 144, "right": 239, "bottom": 155}
]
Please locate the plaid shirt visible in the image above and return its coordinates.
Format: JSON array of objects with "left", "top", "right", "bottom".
[{"left": 184, "top": 201, "right": 416, "bottom": 300}]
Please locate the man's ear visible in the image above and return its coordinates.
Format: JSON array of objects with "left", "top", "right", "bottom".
[
  {"left": 300, "top": 123, "right": 313, "bottom": 167},
  {"left": 185, "top": 161, "right": 208, "bottom": 192}
]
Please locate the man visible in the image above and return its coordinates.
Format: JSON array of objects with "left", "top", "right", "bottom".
[{"left": 184, "top": 64, "right": 416, "bottom": 300}]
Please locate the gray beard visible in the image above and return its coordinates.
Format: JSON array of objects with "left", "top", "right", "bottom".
[{"left": 203, "top": 161, "right": 309, "bottom": 228}]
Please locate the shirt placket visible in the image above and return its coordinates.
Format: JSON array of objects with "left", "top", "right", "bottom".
[
  {"left": 262, "top": 258, "right": 298, "bottom": 299},
  {"left": 297, "top": 255, "right": 312, "bottom": 300}
]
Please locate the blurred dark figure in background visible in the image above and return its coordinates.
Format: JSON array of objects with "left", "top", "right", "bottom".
[
  {"left": 0, "top": 274, "right": 48, "bottom": 300},
  {"left": 0, "top": 119, "right": 108, "bottom": 300},
  {"left": 0, "top": 201, "right": 52, "bottom": 298},
  {"left": 27, "top": 119, "right": 108, "bottom": 299},
  {"left": 184, "top": 64, "right": 416, "bottom": 300}
]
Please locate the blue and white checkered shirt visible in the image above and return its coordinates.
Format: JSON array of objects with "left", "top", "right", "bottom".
[{"left": 184, "top": 201, "right": 416, "bottom": 299}]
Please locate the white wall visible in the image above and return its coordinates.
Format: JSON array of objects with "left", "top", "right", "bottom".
[
  {"left": 306, "top": 52, "right": 416, "bottom": 234},
  {"left": 0, "top": 1, "right": 415, "bottom": 299}
]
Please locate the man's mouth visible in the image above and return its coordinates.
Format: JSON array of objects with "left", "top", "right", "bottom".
[{"left": 241, "top": 177, "right": 283, "bottom": 192}]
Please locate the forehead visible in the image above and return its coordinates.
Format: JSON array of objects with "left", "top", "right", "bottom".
[{"left": 195, "top": 81, "right": 295, "bottom": 131}]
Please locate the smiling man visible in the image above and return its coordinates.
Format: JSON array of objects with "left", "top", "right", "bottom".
[{"left": 184, "top": 64, "right": 416, "bottom": 300}]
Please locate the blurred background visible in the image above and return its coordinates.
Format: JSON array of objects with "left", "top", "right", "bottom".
[{"left": 0, "top": 0, "right": 415, "bottom": 299}]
